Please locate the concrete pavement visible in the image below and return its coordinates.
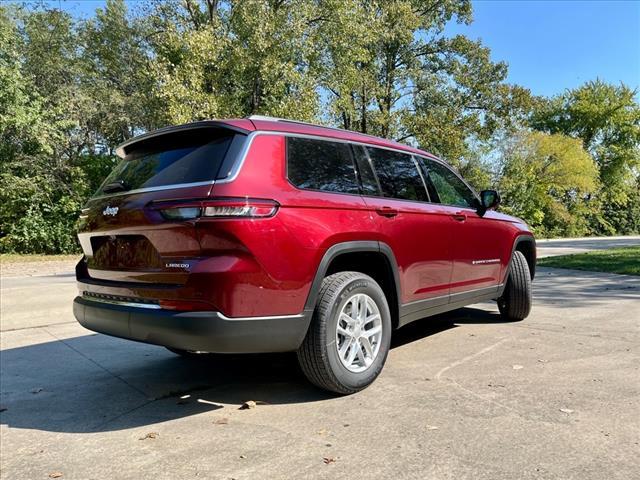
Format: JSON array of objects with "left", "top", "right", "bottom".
[
  {"left": 536, "top": 235, "right": 640, "bottom": 258},
  {"left": 1, "top": 238, "right": 639, "bottom": 479}
]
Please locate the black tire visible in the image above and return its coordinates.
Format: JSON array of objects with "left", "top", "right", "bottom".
[
  {"left": 297, "top": 271, "right": 392, "bottom": 395},
  {"left": 497, "top": 250, "right": 532, "bottom": 321}
]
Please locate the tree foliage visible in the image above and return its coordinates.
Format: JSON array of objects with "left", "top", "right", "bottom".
[
  {"left": 497, "top": 131, "right": 598, "bottom": 237},
  {"left": 0, "top": 1, "right": 638, "bottom": 253},
  {"left": 530, "top": 80, "right": 640, "bottom": 234}
]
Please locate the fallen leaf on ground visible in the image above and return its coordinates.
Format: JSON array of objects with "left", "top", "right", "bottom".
[
  {"left": 512, "top": 365, "right": 524, "bottom": 370},
  {"left": 317, "top": 428, "right": 328, "bottom": 435},
  {"left": 48, "top": 473, "right": 63, "bottom": 478},
  {"left": 239, "top": 455, "right": 246, "bottom": 459},
  {"left": 213, "top": 418, "right": 229, "bottom": 425},
  {"left": 426, "top": 425, "right": 439, "bottom": 430},
  {"left": 239, "top": 400, "right": 256, "bottom": 410},
  {"left": 323, "top": 457, "right": 336, "bottom": 464},
  {"left": 559, "top": 408, "right": 574, "bottom": 414},
  {"left": 0, "top": 407, "right": 7, "bottom": 413},
  {"left": 31, "top": 388, "right": 43, "bottom": 394},
  {"left": 139, "top": 432, "right": 159, "bottom": 440}
]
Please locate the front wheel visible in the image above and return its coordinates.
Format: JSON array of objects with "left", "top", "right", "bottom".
[
  {"left": 297, "top": 272, "right": 392, "bottom": 394},
  {"left": 497, "top": 250, "right": 532, "bottom": 321}
]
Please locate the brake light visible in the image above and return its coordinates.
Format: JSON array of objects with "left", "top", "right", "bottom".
[{"left": 152, "top": 198, "right": 279, "bottom": 220}]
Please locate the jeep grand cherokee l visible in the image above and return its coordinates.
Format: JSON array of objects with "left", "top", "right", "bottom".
[{"left": 73, "top": 115, "right": 535, "bottom": 394}]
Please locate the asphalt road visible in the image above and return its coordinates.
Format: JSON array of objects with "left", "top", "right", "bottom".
[
  {"left": 536, "top": 235, "right": 640, "bottom": 258},
  {"left": 1, "top": 237, "right": 639, "bottom": 479}
]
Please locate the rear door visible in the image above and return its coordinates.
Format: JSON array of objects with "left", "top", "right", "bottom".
[
  {"left": 78, "top": 126, "right": 244, "bottom": 285},
  {"left": 355, "top": 146, "right": 454, "bottom": 306}
]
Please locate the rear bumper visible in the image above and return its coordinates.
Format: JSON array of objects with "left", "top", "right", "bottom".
[{"left": 73, "top": 297, "right": 311, "bottom": 353}]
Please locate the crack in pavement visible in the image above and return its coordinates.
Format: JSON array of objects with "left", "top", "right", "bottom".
[
  {"left": 1, "top": 321, "right": 77, "bottom": 333},
  {"left": 434, "top": 337, "right": 526, "bottom": 415}
]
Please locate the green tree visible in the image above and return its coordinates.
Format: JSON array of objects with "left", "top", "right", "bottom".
[
  {"left": 316, "top": 0, "right": 533, "bottom": 165},
  {"left": 530, "top": 80, "right": 640, "bottom": 234},
  {"left": 148, "top": 0, "right": 320, "bottom": 123},
  {"left": 80, "top": 0, "right": 161, "bottom": 147},
  {"left": 497, "top": 131, "right": 599, "bottom": 237},
  {"left": 0, "top": 5, "right": 87, "bottom": 253}
]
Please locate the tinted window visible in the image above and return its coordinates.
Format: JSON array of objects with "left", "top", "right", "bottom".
[
  {"left": 366, "top": 147, "right": 428, "bottom": 201},
  {"left": 352, "top": 146, "right": 380, "bottom": 196},
  {"left": 422, "top": 158, "right": 476, "bottom": 208},
  {"left": 287, "top": 137, "right": 359, "bottom": 194},
  {"left": 97, "top": 129, "right": 233, "bottom": 196}
]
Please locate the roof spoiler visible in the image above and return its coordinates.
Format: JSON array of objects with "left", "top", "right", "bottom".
[{"left": 115, "top": 121, "right": 251, "bottom": 158}]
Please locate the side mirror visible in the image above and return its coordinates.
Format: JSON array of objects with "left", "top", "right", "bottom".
[{"left": 477, "top": 190, "right": 501, "bottom": 216}]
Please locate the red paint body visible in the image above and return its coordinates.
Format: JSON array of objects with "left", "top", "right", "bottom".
[{"left": 76, "top": 118, "right": 534, "bottom": 321}]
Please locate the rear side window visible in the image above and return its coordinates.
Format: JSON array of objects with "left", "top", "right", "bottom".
[
  {"left": 287, "top": 137, "right": 359, "bottom": 194},
  {"left": 421, "top": 158, "right": 477, "bottom": 208},
  {"left": 366, "top": 147, "right": 428, "bottom": 202},
  {"left": 352, "top": 146, "right": 380, "bottom": 196},
  {"left": 97, "top": 128, "right": 234, "bottom": 196}
]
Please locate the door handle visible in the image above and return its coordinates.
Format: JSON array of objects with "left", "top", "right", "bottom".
[
  {"left": 451, "top": 211, "right": 466, "bottom": 222},
  {"left": 375, "top": 206, "right": 398, "bottom": 218}
]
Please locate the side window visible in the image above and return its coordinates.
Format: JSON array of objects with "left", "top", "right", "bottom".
[
  {"left": 287, "top": 137, "right": 359, "bottom": 194},
  {"left": 421, "top": 158, "right": 477, "bottom": 208},
  {"left": 366, "top": 147, "right": 428, "bottom": 202},
  {"left": 351, "top": 145, "right": 380, "bottom": 196}
]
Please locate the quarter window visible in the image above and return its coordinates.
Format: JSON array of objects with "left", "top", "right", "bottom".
[
  {"left": 287, "top": 137, "right": 359, "bottom": 194},
  {"left": 421, "top": 158, "right": 477, "bottom": 208},
  {"left": 366, "top": 147, "right": 428, "bottom": 202}
]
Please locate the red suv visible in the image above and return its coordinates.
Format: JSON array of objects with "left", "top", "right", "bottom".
[{"left": 73, "top": 116, "right": 535, "bottom": 394}]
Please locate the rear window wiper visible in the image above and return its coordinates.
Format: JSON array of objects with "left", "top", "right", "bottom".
[{"left": 102, "top": 180, "right": 130, "bottom": 194}]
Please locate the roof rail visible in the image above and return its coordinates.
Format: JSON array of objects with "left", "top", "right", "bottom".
[
  {"left": 246, "top": 115, "right": 393, "bottom": 143},
  {"left": 246, "top": 115, "right": 286, "bottom": 122},
  {"left": 247, "top": 114, "right": 351, "bottom": 132}
]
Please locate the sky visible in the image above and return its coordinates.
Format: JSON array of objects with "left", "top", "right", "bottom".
[
  {"left": 40, "top": 0, "right": 640, "bottom": 98},
  {"left": 445, "top": 0, "right": 640, "bottom": 97}
]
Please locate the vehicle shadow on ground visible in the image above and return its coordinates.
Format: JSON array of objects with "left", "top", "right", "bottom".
[{"left": 0, "top": 308, "right": 504, "bottom": 434}]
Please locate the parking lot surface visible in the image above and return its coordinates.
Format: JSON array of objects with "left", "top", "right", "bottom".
[{"left": 1, "top": 258, "right": 639, "bottom": 479}]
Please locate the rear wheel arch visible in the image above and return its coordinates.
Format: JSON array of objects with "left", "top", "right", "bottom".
[{"left": 304, "top": 241, "right": 401, "bottom": 329}]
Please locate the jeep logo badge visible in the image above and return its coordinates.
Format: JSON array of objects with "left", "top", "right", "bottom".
[{"left": 102, "top": 206, "right": 119, "bottom": 217}]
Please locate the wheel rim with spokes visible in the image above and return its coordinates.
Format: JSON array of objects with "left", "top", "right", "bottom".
[{"left": 335, "top": 293, "right": 383, "bottom": 373}]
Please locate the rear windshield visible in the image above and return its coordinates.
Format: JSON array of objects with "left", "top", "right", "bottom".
[{"left": 96, "top": 128, "right": 234, "bottom": 196}]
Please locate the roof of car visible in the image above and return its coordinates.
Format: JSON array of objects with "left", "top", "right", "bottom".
[
  {"left": 242, "top": 116, "right": 437, "bottom": 159},
  {"left": 116, "top": 116, "right": 439, "bottom": 160}
]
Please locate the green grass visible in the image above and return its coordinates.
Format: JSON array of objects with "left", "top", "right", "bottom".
[
  {"left": 0, "top": 253, "right": 81, "bottom": 264},
  {"left": 538, "top": 246, "right": 640, "bottom": 276}
]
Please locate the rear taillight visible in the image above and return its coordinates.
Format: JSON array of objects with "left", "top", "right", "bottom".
[{"left": 151, "top": 198, "right": 279, "bottom": 221}]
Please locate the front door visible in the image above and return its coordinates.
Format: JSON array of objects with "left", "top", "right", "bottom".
[{"left": 419, "top": 158, "right": 507, "bottom": 296}]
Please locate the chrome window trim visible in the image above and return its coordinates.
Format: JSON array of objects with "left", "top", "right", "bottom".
[
  {"left": 218, "top": 130, "right": 442, "bottom": 184},
  {"left": 90, "top": 180, "right": 216, "bottom": 201}
]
